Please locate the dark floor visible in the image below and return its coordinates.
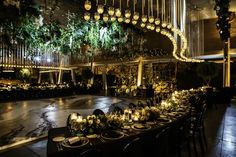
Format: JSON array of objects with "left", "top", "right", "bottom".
[{"left": 0, "top": 99, "right": 236, "bottom": 157}]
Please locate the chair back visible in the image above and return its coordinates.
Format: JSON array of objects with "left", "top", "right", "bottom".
[
  {"left": 80, "top": 149, "right": 102, "bottom": 157},
  {"left": 93, "top": 109, "right": 105, "bottom": 116}
]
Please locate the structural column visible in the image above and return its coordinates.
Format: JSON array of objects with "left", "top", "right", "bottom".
[
  {"left": 71, "top": 69, "right": 76, "bottom": 85},
  {"left": 49, "top": 72, "right": 54, "bottom": 84},
  {"left": 137, "top": 57, "right": 143, "bottom": 86},
  {"left": 57, "top": 69, "right": 63, "bottom": 84},
  {"left": 223, "top": 38, "right": 231, "bottom": 87},
  {"left": 38, "top": 73, "right": 42, "bottom": 84},
  {"left": 90, "top": 62, "right": 95, "bottom": 85},
  {"left": 102, "top": 66, "right": 107, "bottom": 91}
]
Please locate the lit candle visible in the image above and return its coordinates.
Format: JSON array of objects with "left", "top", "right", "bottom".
[
  {"left": 70, "top": 113, "right": 77, "bottom": 120},
  {"left": 76, "top": 116, "right": 83, "bottom": 123}
]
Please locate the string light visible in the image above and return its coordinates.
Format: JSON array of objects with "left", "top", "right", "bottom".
[{"left": 84, "top": 0, "right": 92, "bottom": 11}]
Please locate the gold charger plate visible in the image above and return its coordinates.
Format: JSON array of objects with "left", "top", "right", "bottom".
[
  {"left": 61, "top": 137, "right": 89, "bottom": 148},
  {"left": 101, "top": 130, "right": 124, "bottom": 140},
  {"left": 52, "top": 136, "right": 65, "bottom": 142},
  {"left": 131, "top": 123, "right": 151, "bottom": 131}
]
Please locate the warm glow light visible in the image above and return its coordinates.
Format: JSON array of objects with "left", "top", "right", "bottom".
[
  {"left": 94, "top": 12, "right": 100, "bottom": 21},
  {"left": 162, "top": 22, "right": 167, "bottom": 28},
  {"left": 132, "top": 20, "right": 137, "bottom": 25},
  {"left": 141, "top": 15, "right": 147, "bottom": 23},
  {"left": 115, "top": 8, "right": 122, "bottom": 17},
  {"left": 84, "top": 12, "right": 90, "bottom": 21},
  {"left": 125, "top": 18, "right": 130, "bottom": 23},
  {"left": 140, "top": 23, "right": 146, "bottom": 28},
  {"left": 150, "top": 24, "right": 155, "bottom": 30},
  {"left": 84, "top": 0, "right": 92, "bottom": 11},
  {"left": 97, "top": 5, "right": 104, "bottom": 14},
  {"left": 146, "top": 23, "right": 152, "bottom": 29},
  {"left": 155, "top": 18, "right": 160, "bottom": 25},
  {"left": 156, "top": 27, "right": 160, "bottom": 32},
  {"left": 110, "top": 16, "right": 116, "bottom": 22},
  {"left": 108, "top": 7, "right": 115, "bottom": 16},
  {"left": 118, "top": 16, "right": 123, "bottom": 22},
  {"left": 103, "top": 14, "right": 109, "bottom": 22},
  {"left": 125, "top": 10, "right": 131, "bottom": 18},
  {"left": 148, "top": 16, "right": 154, "bottom": 23},
  {"left": 167, "top": 23, "right": 172, "bottom": 29},
  {"left": 133, "top": 12, "right": 139, "bottom": 20}
]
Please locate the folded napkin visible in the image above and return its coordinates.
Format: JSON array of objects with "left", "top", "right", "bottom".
[{"left": 68, "top": 137, "right": 81, "bottom": 145}]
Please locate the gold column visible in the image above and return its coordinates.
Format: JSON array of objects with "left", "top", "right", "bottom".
[
  {"left": 137, "top": 57, "right": 143, "bottom": 86},
  {"left": 90, "top": 62, "right": 95, "bottom": 85},
  {"left": 223, "top": 38, "right": 230, "bottom": 87},
  {"left": 102, "top": 66, "right": 107, "bottom": 91}
]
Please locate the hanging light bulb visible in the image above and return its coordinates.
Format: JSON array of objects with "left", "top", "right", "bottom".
[
  {"left": 140, "top": 23, "right": 146, "bottom": 28},
  {"left": 97, "top": 5, "right": 104, "bottom": 14},
  {"left": 118, "top": 16, "right": 123, "bottom": 22},
  {"left": 150, "top": 24, "right": 155, "bottom": 30},
  {"left": 84, "top": 0, "right": 92, "bottom": 11},
  {"left": 162, "top": 22, "right": 167, "bottom": 28},
  {"left": 115, "top": 8, "right": 122, "bottom": 17},
  {"left": 125, "top": 18, "right": 130, "bottom": 23},
  {"left": 103, "top": 13, "right": 109, "bottom": 22},
  {"left": 132, "top": 20, "right": 137, "bottom": 25},
  {"left": 148, "top": 16, "right": 154, "bottom": 23},
  {"left": 84, "top": 12, "right": 90, "bottom": 21},
  {"left": 125, "top": 10, "right": 131, "bottom": 18},
  {"left": 94, "top": 12, "right": 100, "bottom": 21},
  {"left": 156, "top": 27, "right": 161, "bottom": 32},
  {"left": 108, "top": 7, "right": 115, "bottom": 16},
  {"left": 167, "top": 23, "right": 172, "bottom": 29},
  {"left": 141, "top": 15, "right": 147, "bottom": 23},
  {"left": 146, "top": 23, "right": 152, "bottom": 29},
  {"left": 155, "top": 18, "right": 160, "bottom": 25},
  {"left": 111, "top": 16, "right": 116, "bottom": 22},
  {"left": 133, "top": 12, "right": 139, "bottom": 20}
]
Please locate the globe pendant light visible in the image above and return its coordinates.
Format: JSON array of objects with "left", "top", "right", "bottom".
[
  {"left": 111, "top": 16, "right": 116, "bottom": 22},
  {"left": 150, "top": 24, "right": 155, "bottom": 30},
  {"left": 149, "top": 16, "right": 154, "bottom": 23},
  {"left": 156, "top": 27, "right": 161, "bottom": 32},
  {"left": 146, "top": 23, "right": 152, "bottom": 29},
  {"left": 141, "top": 15, "right": 147, "bottom": 23},
  {"left": 162, "top": 22, "right": 167, "bottom": 28},
  {"left": 167, "top": 23, "right": 172, "bottom": 29},
  {"left": 133, "top": 12, "right": 139, "bottom": 20},
  {"left": 132, "top": 20, "right": 137, "bottom": 25},
  {"left": 97, "top": 5, "right": 104, "bottom": 14},
  {"left": 84, "top": 0, "right": 92, "bottom": 11},
  {"left": 84, "top": 12, "right": 90, "bottom": 21},
  {"left": 118, "top": 16, "right": 123, "bottom": 22},
  {"left": 125, "top": 18, "right": 130, "bottom": 23},
  {"left": 140, "top": 23, "right": 146, "bottom": 28},
  {"left": 155, "top": 18, "right": 160, "bottom": 25},
  {"left": 94, "top": 12, "right": 100, "bottom": 21},
  {"left": 108, "top": 7, "right": 115, "bottom": 16},
  {"left": 103, "top": 13, "right": 109, "bottom": 22},
  {"left": 115, "top": 8, "right": 121, "bottom": 17},
  {"left": 125, "top": 10, "right": 131, "bottom": 18}
]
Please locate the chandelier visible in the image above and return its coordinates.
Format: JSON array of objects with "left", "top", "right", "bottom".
[{"left": 83, "top": 0, "right": 204, "bottom": 62}]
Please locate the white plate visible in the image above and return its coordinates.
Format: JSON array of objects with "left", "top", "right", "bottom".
[{"left": 52, "top": 136, "right": 65, "bottom": 142}]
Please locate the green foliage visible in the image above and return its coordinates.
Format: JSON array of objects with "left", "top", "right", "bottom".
[{"left": 1, "top": 12, "right": 126, "bottom": 58}]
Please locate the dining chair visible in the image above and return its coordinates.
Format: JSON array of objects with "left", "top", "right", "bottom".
[
  {"left": 154, "top": 127, "right": 171, "bottom": 157},
  {"left": 79, "top": 149, "right": 102, "bottom": 157},
  {"left": 93, "top": 109, "right": 105, "bottom": 116}
]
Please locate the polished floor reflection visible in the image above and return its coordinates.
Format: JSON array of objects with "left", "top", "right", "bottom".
[
  {"left": 0, "top": 95, "right": 140, "bottom": 148},
  {"left": 1, "top": 98, "right": 236, "bottom": 157}
]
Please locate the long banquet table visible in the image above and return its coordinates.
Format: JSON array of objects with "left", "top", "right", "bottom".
[{"left": 47, "top": 107, "right": 191, "bottom": 157}]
